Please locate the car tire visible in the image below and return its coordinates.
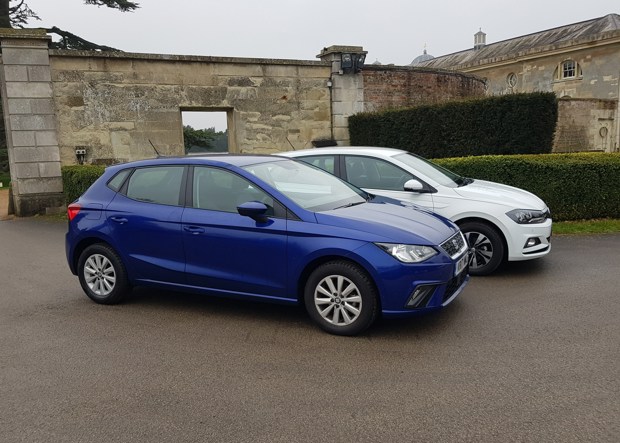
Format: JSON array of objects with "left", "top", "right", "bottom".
[
  {"left": 77, "top": 244, "right": 130, "bottom": 304},
  {"left": 304, "top": 261, "right": 378, "bottom": 336},
  {"left": 460, "top": 221, "right": 505, "bottom": 276}
]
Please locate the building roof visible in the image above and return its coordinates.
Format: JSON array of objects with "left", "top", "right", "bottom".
[
  {"left": 409, "top": 49, "right": 434, "bottom": 66},
  {"left": 418, "top": 13, "right": 620, "bottom": 70}
]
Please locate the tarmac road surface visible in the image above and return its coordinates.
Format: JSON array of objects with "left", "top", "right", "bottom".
[{"left": 0, "top": 217, "right": 618, "bottom": 442}]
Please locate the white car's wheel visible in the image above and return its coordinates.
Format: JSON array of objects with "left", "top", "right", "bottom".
[{"left": 460, "top": 221, "right": 505, "bottom": 276}]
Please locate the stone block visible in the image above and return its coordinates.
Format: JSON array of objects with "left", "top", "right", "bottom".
[
  {"left": 11, "top": 131, "right": 36, "bottom": 147},
  {"left": 1, "top": 47, "right": 50, "bottom": 65},
  {"left": 12, "top": 163, "right": 39, "bottom": 179},
  {"left": 28, "top": 65, "right": 52, "bottom": 82},
  {"left": 7, "top": 98, "right": 31, "bottom": 114},
  {"left": 5, "top": 81, "right": 53, "bottom": 98},
  {"left": 12, "top": 146, "right": 60, "bottom": 163},
  {"left": 35, "top": 130, "right": 59, "bottom": 147},
  {"left": 3, "top": 65, "right": 28, "bottom": 81},
  {"left": 9, "top": 114, "right": 56, "bottom": 131},
  {"left": 31, "top": 99, "right": 56, "bottom": 115},
  {"left": 39, "top": 162, "right": 62, "bottom": 178}
]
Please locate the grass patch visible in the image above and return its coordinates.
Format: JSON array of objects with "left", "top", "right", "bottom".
[{"left": 553, "top": 219, "right": 620, "bottom": 235}]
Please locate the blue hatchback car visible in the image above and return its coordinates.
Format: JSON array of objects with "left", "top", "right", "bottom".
[{"left": 66, "top": 155, "right": 470, "bottom": 335}]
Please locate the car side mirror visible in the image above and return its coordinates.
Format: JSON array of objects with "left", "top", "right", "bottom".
[
  {"left": 403, "top": 179, "right": 425, "bottom": 192},
  {"left": 237, "top": 201, "right": 269, "bottom": 223}
]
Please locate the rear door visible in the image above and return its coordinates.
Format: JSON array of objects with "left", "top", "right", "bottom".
[{"left": 106, "top": 165, "right": 187, "bottom": 285}]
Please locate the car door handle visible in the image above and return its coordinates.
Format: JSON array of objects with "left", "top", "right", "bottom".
[
  {"left": 110, "top": 216, "right": 128, "bottom": 224},
  {"left": 183, "top": 226, "right": 205, "bottom": 235}
]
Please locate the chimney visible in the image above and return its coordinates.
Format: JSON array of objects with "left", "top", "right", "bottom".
[{"left": 474, "top": 29, "right": 486, "bottom": 50}]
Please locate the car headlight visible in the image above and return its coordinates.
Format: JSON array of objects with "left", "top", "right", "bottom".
[
  {"left": 375, "top": 243, "right": 438, "bottom": 263},
  {"left": 506, "top": 208, "right": 549, "bottom": 224}
]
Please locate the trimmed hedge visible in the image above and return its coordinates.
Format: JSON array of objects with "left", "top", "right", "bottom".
[
  {"left": 62, "top": 165, "right": 105, "bottom": 204},
  {"left": 434, "top": 153, "right": 620, "bottom": 221},
  {"left": 60, "top": 152, "right": 620, "bottom": 221},
  {"left": 349, "top": 92, "right": 557, "bottom": 158}
]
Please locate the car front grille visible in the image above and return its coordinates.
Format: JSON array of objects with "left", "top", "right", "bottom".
[{"left": 441, "top": 232, "right": 467, "bottom": 259}]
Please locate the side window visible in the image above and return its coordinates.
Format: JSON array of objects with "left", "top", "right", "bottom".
[
  {"left": 297, "top": 155, "right": 336, "bottom": 175},
  {"left": 107, "top": 169, "right": 131, "bottom": 192},
  {"left": 193, "top": 166, "right": 275, "bottom": 215},
  {"left": 125, "top": 166, "right": 184, "bottom": 206},
  {"left": 345, "top": 156, "right": 413, "bottom": 191}
]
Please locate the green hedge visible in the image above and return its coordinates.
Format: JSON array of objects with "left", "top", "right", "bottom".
[
  {"left": 349, "top": 92, "right": 557, "bottom": 158},
  {"left": 62, "top": 165, "right": 106, "bottom": 204},
  {"left": 434, "top": 153, "right": 620, "bottom": 221},
  {"left": 60, "top": 152, "right": 620, "bottom": 221}
]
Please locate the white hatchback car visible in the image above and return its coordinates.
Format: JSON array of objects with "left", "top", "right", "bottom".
[{"left": 282, "top": 147, "right": 552, "bottom": 275}]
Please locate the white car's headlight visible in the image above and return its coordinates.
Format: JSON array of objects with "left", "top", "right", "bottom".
[
  {"left": 506, "top": 208, "right": 550, "bottom": 224},
  {"left": 376, "top": 243, "right": 438, "bottom": 263}
]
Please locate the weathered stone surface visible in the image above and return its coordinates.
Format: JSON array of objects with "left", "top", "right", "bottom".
[
  {"left": 27, "top": 66, "right": 52, "bottom": 82},
  {"left": 11, "top": 146, "right": 60, "bottom": 163},
  {"left": 3, "top": 65, "right": 28, "bottom": 82},
  {"left": 11, "top": 131, "right": 36, "bottom": 147},
  {"left": 35, "top": 131, "right": 59, "bottom": 146},
  {"left": 5, "top": 82, "right": 53, "bottom": 99},
  {"left": 9, "top": 114, "right": 56, "bottom": 131},
  {"left": 39, "top": 162, "right": 62, "bottom": 178},
  {"left": 1, "top": 47, "right": 50, "bottom": 65}
]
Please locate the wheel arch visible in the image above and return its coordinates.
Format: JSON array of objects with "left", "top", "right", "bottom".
[{"left": 455, "top": 216, "right": 509, "bottom": 262}]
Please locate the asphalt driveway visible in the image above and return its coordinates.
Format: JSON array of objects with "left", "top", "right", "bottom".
[{"left": 0, "top": 217, "right": 618, "bottom": 442}]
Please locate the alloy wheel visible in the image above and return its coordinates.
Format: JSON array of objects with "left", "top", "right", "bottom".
[
  {"left": 83, "top": 253, "right": 117, "bottom": 296},
  {"left": 314, "top": 274, "right": 362, "bottom": 326}
]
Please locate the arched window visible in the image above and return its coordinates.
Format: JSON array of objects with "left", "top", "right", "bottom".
[{"left": 556, "top": 60, "right": 582, "bottom": 80}]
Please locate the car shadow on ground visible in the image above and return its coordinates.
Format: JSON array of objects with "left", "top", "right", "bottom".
[{"left": 119, "top": 286, "right": 465, "bottom": 339}]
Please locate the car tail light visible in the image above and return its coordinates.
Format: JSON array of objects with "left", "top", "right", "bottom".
[{"left": 67, "top": 203, "right": 81, "bottom": 221}]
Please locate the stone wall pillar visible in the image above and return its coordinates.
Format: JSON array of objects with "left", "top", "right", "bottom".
[
  {"left": 0, "top": 29, "right": 64, "bottom": 216},
  {"left": 318, "top": 46, "right": 367, "bottom": 145}
]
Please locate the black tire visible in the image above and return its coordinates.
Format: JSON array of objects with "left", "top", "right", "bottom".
[
  {"left": 304, "top": 261, "right": 378, "bottom": 336},
  {"left": 459, "top": 221, "right": 505, "bottom": 276},
  {"left": 77, "top": 244, "right": 131, "bottom": 304}
]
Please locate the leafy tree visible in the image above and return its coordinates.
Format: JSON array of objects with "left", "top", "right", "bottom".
[
  {"left": 0, "top": 0, "right": 139, "bottom": 29},
  {"left": 183, "top": 126, "right": 217, "bottom": 153}
]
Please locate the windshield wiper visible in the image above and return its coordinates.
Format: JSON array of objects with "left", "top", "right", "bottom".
[{"left": 336, "top": 201, "right": 366, "bottom": 209}]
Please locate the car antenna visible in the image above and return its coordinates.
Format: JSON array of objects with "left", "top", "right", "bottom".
[{"left": 148, "top": 139, "right": 162, "bottom": 158}]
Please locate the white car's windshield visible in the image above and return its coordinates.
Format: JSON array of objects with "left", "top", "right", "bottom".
[
  {"left": 243, "top": 159, "right": 367, "bottom": 211},
  {"left": 393, "top": 152, "right": 470, "bottom": 188}
]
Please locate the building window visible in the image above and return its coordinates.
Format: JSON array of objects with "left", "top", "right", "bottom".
[
  {"left": 506, "top": 73, "right": 517, "bottom": 87},
  {"left": 562, "top": 60, "right": 576, "bottom": 78},
  {"left": 556, "top": 60, "right": 582, "bottom": 80}
]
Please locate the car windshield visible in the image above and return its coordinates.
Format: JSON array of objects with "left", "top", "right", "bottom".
[
  {"left": 393, "top": 152, "right": 470, "bottom": 187},
  {"left": 242, "top": 159, "right": 367, "bottom": 211}
]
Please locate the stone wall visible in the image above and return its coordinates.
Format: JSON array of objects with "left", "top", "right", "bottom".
[
  {"left": 362, "top": 67, "right": 485, "bottom": 111},
  {"left": 554, "top": 98, "right": 618, "bottom": 152},
  {"left": 50, "top": 51, "right": 332, "bottom": 165}
]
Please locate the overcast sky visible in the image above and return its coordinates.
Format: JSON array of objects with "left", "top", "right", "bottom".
[{"left": 23, "top": 0, "right": 619, "bottom": 130}]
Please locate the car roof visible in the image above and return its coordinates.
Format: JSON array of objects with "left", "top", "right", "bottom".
[
  {"left": 281, "top": 146, "right": 408, "bottom": 157},
  {"left": 105, "top": 153, "right": 291, "bottom": 171}
]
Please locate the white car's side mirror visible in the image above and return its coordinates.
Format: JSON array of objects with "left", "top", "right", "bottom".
[{"left": 403, "top": 179, "right": 425, "bottom": 192}]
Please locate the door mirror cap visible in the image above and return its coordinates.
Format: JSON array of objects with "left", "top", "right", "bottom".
[
  {"left": 403, "top": 179, "right": 425, "bottom": 192},
  {"left": 237, "top": 201, "right": 269, "bottom": 222}
]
